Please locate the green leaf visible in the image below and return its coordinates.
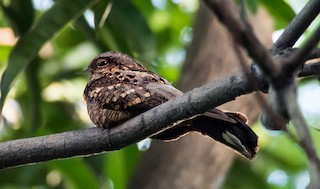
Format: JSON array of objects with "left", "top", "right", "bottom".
[
  {"left": 246, "top": 0, "right": 259, "bottom": 13},
  {"left": 96, "top": 0, "right": 157, "bottom": 63},
  {"left": 105, "top": 145, "right": 140, "bottom": 189},
  {"left": 0, "top": 0, "right": 34, "bottom": 35},
  {"left": 0, "top": 0, "right": 99, "bottom": 110},
  {"left": 223, "top": 160, "right": 269, "bottom": 189},
  {"left": 255, "top": 124, "right": 307, "bottom": 169},
  {"left": 50, "top": 158, "right": 100, "bottom": 189},
  {"left": 260, "top": 0, "right": 296, "bottom": 29},
  {"left": 0, "top": 45, "right": 12, "bottom": 64}
]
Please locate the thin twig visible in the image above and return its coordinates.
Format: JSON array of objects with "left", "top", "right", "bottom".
[
  {"left": 285, "top": 23, "right": 320, "bottom": 74},
  {"left": 274, "top": 48, "right": 320, "bottom": 61},
  {"left": 280, "top": 84, "right": 320, "bottom": 188},
  {"left": 298, "top": 61, "right": 320, "bottom": 77},
  {"left": 273, "top": 0, "right": 320, "bottom": 50}
]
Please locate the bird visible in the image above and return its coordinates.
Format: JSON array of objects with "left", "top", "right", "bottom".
[{"left": 83, "top": 51, "right": 258, "bottom": 159}]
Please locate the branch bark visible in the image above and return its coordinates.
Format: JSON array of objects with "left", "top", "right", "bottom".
[{"left": 0, "top": 69, "right": 257, "bottom": 169}]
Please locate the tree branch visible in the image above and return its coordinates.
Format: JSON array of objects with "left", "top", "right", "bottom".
[
  {"left": 280, "top": 84, "right": 320, "bottom": 188},
  {"left": 0, "top": 70, "right": 256, "bottom": 169},
  {"left": 298, "top": 61, "right": 320, "bottom": 77},
  {"left": 273, "top": 0, "right": 320, "bottom": 50},
  {"left": 1, "top": 57, "right": 318, "bottom": 169},
  {"left": 284, "top": 23, "right": 320, "bottom": 74}
]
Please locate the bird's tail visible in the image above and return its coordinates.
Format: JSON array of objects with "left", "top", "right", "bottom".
[{"left": 152, "top": 109, "right": 258, "bottom": 159}]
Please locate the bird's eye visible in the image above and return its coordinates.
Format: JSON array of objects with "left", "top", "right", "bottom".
[{"left": 96, "top": 59, "right": 108, "bottom": 67}]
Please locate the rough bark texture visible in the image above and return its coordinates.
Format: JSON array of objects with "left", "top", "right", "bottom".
[{"left": 128, "top": 4, "right": 273, "bottom": 189}]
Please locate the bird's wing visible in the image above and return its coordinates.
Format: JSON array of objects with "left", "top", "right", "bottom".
[{"left": 85, "top": 70, "right": 182, "bottom": 112}]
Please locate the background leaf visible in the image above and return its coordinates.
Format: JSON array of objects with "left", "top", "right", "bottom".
[
  {"left": 0, "top": 0, "right": 34, "bottom": 35},
  {"left": 0, "top": 0, "right": 99, "bottom": 110},
  {"left": 260, "top": 0, "right": 296, "bottom": 29},
  {"left": 49, "top": 158, "right": 100, "bottom": 189}
]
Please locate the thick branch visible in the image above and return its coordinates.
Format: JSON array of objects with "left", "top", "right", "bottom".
[{"left": 0, "top": 70, "right": 256, "bottom": 169}]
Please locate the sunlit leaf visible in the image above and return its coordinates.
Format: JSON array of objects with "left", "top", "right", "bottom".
[{"left": 0, "top": 46, "right": 12, "bottom": 64}]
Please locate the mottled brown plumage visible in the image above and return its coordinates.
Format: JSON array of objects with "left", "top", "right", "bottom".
[{"left": 84, "top": 51, "right": 258, "bottom": 159}]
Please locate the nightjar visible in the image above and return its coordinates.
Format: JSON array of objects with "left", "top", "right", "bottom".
[{"left": 84, "top": 51, "right": 258, "bottom": 159}]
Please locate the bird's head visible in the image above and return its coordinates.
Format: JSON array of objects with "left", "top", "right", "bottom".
[{"left": 85, "top": 51, "right": 147, "bottom": 75}]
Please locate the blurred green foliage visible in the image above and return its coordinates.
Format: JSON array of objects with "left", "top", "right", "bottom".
[{"left": 0, "top": 0, "right": 318, "bottom": 188}]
